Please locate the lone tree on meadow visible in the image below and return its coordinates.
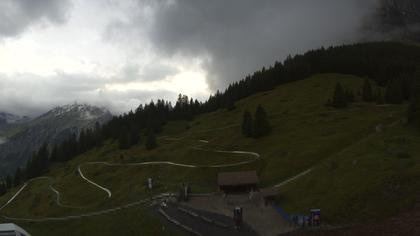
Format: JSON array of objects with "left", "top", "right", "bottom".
[
  {"left": 362, "top": 79, "right": 373, "bottom": 102},
  {"left": 253, "top": 105, "right": 271, "bottom": 138},
  {"left": 332, "top": 83, "right": 348, "bottom": 108},
  {"left": 241, "top": 110, "right": 253, "bottom": 137}
]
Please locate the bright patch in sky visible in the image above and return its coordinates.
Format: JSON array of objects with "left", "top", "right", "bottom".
[
  {"left": 0, "top": 0, "right": 210, "bottom": 116},
  {"left": 0, "top": 0, "right": 378, "bottom": 116}
]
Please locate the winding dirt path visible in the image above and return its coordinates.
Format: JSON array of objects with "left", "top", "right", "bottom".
[
  {"left": 77, "top": 138, "right": 260, "bottom": 198},
  {"left": 0, "top": 177, "right": 50, "bottom": 211},
  {"left": 49, "top": 185, "right": 86, "bottom": 209},
  {"left": 0, "top": 135, "right": 261, "bottom": 221}
]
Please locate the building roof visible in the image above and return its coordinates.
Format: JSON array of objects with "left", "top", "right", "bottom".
[
  {"left": 0, "top": 223, "right": 31, "bottom": 235},
  {"left": 218, "top": 171, "right": 259, "bottom": 186},
  {"left": 260, "top": 187, "right": 279, "bottom": 197}
]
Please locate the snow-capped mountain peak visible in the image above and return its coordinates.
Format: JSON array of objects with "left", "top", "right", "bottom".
[{"left": 48, "top": 103, "right": 111, "bottom": 120}]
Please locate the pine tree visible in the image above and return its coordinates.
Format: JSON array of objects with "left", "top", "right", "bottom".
[
  {"left": 25, "top": 143, "right": 50, "bottom": 179},
  {"left": 145, "top": 129, "right": 158, "bottom": 150},
  {"left": 332, "top": 83, "right": 348, "bottom": 108},
  {"left": 118, "top": 128, "right": 130, "bottom": 150},
  {"left": 386, "top": 79, "right": 404, "bottom": 104},
  {"left": 253, "top": 105, "right": 271, "bottom": 138},
  {"left": 129, "top": 127, "right": 140, "bottom": 146},
  {"left": 5, "top": 175, "right": 11, "bottom": 190},
  {"left": 226, "top": 97, "right": 236, "bottom": 111},
  {"left": 345, "top": 89, "right": 355, "bottom": 103},
  {"left": 407, "top": 82, "right": 420, "bottom": 131},
  {"left": 374, "top": 88, "right": 385, "bottom": 105},
  {"left": 362, "top": 79, "right": 373, "bottom": 102},
  {"left": 25, "top": 157, "right": 34, "bottom": 179},
  {"left": 37, "top": 143, "right": 49, "bottom": 174},
  {"left": 50, "top": 144, "right": 59, "bottom": 163},
  {"left": 241, "top": 110, "right": 253, "bottom": 137},
  {"left": 14, "top": 168, "right": 21, "bottom": 187},
  {"left": 0, "top": 181, "right": 6, "bottom": 196}
]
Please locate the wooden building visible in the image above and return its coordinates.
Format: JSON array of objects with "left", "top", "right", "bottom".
[
  {"left": 260, "top": 187, "right": 279, "bottom": 205},
  {"left": 218, "top": 171, "right": 259, "bottom": 193}
]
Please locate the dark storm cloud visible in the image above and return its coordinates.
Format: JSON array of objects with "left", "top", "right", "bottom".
[
  {"left": 145, "top": 0, "right": 379, "bottom": 90},
  {"left": 0, "top": 0, "right": 71, "bottom": 37}
]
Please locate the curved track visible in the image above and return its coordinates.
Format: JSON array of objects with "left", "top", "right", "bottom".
[
  {"left": 77, "top": 138, "right": 260, "bottom": 198},
  {"left": 0, "top": 133, "right": 261, "bottom": 221},
  {"left": 1, "top": 118, "right": 401, "bottom": 222},
  {"left": 49, "top": 185, "right": 86, "bottom": 209}
]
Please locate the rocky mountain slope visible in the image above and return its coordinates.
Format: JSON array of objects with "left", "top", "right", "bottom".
[
  {"left": 0, "top": 112, "right": 29, "bottom": 125},
  {"left": 0, "top": 112, "right": 31, "bottom": 141},
  {"left": 376, "top": 0, "right": 420, "bottom": 39},
  {"left": 0, "top": 104, "right": 112, "bottom": 175}
]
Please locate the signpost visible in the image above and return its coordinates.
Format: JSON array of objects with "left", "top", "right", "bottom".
[
  {"left": 233, "top": 206, "right": 243, "bottom": 230},
  {"left": 148, "top": 178, "right": 153, "bottom": 190},
  {"left": 310, "top": 209, "right": 321, "bottom": 227}
]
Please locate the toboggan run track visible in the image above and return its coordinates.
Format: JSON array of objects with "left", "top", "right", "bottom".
[{"left": 0, "top": 125, "right": 310, "bottom": 222}]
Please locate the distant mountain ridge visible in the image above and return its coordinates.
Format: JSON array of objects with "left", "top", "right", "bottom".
[
  {"left": 0, "top": 112, "right": 30, "bottom": 125},
  {"left": 0, "top": 112, "right": 31, "bottom": 144},
  {"left": 0, "top": 103, "right": 112, "bottom": 175},
  {"left": 377, "top": 0, "right": 420, "bottom": 39}
]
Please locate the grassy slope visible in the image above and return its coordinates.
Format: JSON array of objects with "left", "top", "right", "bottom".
[
  {"left": 0, "top": 73, "right": 415, "bottom": 235},
  {"left": 279, "top": 120, "right": 420, "bottom": 224}
]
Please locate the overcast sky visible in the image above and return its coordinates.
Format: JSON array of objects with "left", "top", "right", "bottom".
[{"left": 0, "top": 0, "right": 380, "bottom": 116}]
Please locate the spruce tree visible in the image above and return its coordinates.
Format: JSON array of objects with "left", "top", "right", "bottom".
[
  {"left": 375, "top": 89, "right": 385, "bottom": 105},
  {"left": 332, "top": 83, "right": 347, "bottom": 108},
  {"left": 226, "top": 98, "right": 236, "bottom": 111},
  {"left": 253, "top": 105, "right": 271, "bottom": 138},
  {"left": 145, "top": 129, "right": 158, "bottom": 150},
  {"left": 129, "top": 127, "right": 140, "bottom": 146},
  {"left": 386, "top": 79, "right": 404, "bottom": 104},
  {"left": 345, "top": 89, "right": 355, "bottom": 103},
  {"left": 5, "top": 175, "right": 11, "bottom": 190},
  {"left": 0, "top": 181, "right": 6, "bottom": 196},
  {"left": 407, "top": 82, "right": 420, "bottom": 131},
  {"left": 25, "top": 157, "right": 34, "bottom": 179},
  {"left": 50, "top": 144, "right": 59, "bottom": 162},
  {"left": 118, "top": 129, "right": 130, "bottom": 150},
  {"left": 241, "top": 110, "right": 253, "bottom": 137},
  {"left": 14, "top": 168, "right": 21, "bottom": 187},
  {"left": 362, "top": 79, "right": 373, "bottom": 102}
]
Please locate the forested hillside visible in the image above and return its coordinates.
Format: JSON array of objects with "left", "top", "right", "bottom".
[{"left": 3, "top": 42, "right": 420, "bottom": 192}]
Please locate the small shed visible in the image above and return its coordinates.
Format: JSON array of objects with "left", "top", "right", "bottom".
[
  {"left": 218, "top": 171, "right": 259, "bottom": 193},
  {"left": 260, "top": 187, "right": 279, "bottom": 205}
]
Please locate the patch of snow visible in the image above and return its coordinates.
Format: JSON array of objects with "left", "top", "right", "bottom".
[
  {"left": 81, "top": 111, "right": 98, "bottom": 120},
  {"left": 50, "top": 103, "right": 111, "bottom": 119}
]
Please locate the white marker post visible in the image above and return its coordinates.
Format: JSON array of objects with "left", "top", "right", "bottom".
[{"left": 148, "top": 178, "right": 153, "bottom": 190}]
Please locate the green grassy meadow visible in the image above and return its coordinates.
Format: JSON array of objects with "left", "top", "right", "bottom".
[{"left": 1, "top": 73, "right": 417, "bottom": 235}]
